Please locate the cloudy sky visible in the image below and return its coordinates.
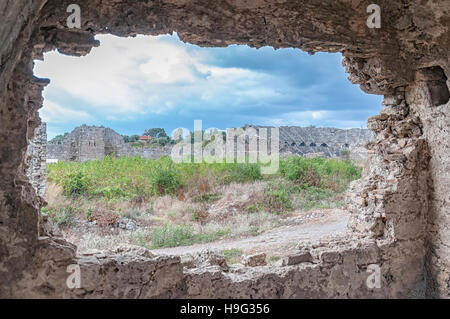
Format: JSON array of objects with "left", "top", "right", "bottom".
[{"left": 33, "top": 33, "right": 383, "bottom": 140}]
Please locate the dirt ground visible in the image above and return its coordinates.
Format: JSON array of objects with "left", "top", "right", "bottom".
[{"left": 152, "top": 208, "right": 349, "bottom": 258}]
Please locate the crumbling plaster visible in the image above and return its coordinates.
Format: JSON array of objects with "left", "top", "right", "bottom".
[{"left": 0, "top": 0, "right": 449, "bottom": 298}]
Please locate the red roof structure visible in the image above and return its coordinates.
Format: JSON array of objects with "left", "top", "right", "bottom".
[{"left": 139, "top": 135, "right": 152, "bottom": 141}]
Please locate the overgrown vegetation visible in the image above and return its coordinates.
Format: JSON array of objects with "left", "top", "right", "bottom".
[
  {"left": 47, "top": 155, "right": 267, "bottom": 201},
  {"left": 43, "top": 206, "right": 77, "bottom": 227},
  {"left": 151, "top": 222, "right": 230, "bottom": 248},
  {"left": 280, "top": 156, "right": 360, "bottom": 191},
  {"left": 45, "top": 154, "right": 361, "bottom": 250}
]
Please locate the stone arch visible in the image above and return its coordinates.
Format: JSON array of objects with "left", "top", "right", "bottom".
[{"left": 1, "top": 0, "right": 449, "bottom": 298}]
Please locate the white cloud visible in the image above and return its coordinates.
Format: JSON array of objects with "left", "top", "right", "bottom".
[
  {"left": 259, "top": 110, "right": 367, "bottom": 128},
  {"left": 39, "top": 100, "right": 94, "bottom": 124},
  {"left": 33, "top": 33, "right": 380, "bottom": 137},
  {"left": 33, "top": 34, "right": 268, "bottom": 119}
]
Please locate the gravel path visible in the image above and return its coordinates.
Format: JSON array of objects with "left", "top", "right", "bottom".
[{"left": 152, "top": 209, "right": 349, "bottom": 256}]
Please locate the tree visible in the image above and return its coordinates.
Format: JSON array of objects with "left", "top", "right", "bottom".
[
  {"left": 50, "top": 132, "right": 69, "bottom": 144},
  {"left": 144, "top": 128, "right": 168, "bottom": 139},
  {"left": 122, "top": 134, "right": 139, "bottom": 143}
]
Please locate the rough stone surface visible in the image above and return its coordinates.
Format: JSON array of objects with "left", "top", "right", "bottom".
[
  {"left": 281, "top": 251, "right": 313, "bottom": 266},
  {"left": 0, "top": 0, "right": 449, "bottom": 299},
  {"left": 47, "top": 124, "right": 372, "bottom": 162},
  {"left": 47, "top": 124, "right": 173, "bottom": 161},
  {"left": 242, "top": 253, "right": 267, "bottom": 267},
  {"left": 26, "top": 122, "right": 47, "bottom": 199}
]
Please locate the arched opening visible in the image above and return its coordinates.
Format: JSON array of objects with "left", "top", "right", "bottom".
[{"left": 32, "top": 33, "right": 381, "bottom": 259}]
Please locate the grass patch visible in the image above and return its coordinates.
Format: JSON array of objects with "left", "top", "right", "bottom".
[
  {"left": 292, "top": 186, "right": 345, "bottom": 211},
  {"left": 280, "top": 156, "right": 361, "bottom": 191},
  {"left": 223, "top": 248, "right": 244, "bottom": 264},
  {"left": 48, "top": 155, "right": 360, "bottom": 202},
  {"left": 267, "top": 255, "right": 281, "bottom": 264},
  {"left": 192, "top": 192, "right": 221, "bottom": 203},
  {"left": 45, "top": 206, "right": 78, "bottom": 226},
  {"left": 47, "top": 155, "right": 266, "bottom": 201},
  {"left": 46, "top": 154, "right": 362, "bottom": 250},
  {"left": 150, "top": 222, "right": 231, "bottom": 248}
]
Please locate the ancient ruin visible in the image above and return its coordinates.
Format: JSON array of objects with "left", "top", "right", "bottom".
[
  {"left": 272, "top": 125, "right": 372, "bottom": 159},
  {"left": 45, "top": 124, "right": 372, "bottom": 163},
  {"left": 0, "top": 0, "right": 449, "bottom": 298}
]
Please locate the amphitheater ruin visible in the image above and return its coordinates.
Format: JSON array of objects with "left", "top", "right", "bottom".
[
  {"left": 44, "top": 124, "right": 372, "bottom": 162},
  {"left": 0, "top": 0, "right": 449, "bottom": 298}
]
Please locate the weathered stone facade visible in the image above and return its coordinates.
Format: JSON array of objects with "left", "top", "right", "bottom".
[
  {"left": 47, "top": 124, "right": 126, "bottom": 162},
  {"left": 0, "top": 0, "right": 449, "bottom": 299},
  {"left": 47, "top": 124, "right": 173, "bottom": 161},
  {"left": 276, "top": 126, "right": 372, "bottom": 160},
  {"left": 47, "top": 124, "right": 372, "bottom": 162},
  {"left": 26, "top": 122, "right": 47, "bottom": 199}
]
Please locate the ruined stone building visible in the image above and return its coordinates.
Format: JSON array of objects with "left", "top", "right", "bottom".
[
  {"left": 1, "top": 0, "right": 449, "bottom": 299},
  {"left": 47, "top": 124, "right": 126, "bottom": 162},
  {"left": 47, "top": 124, "right": 173, "bottom": 161},
  {"left": 47, "top": 124, "right": 373, "bottom": 162},
  {"left": 271, "top": 125, "right": 372, "bottom": 160}
]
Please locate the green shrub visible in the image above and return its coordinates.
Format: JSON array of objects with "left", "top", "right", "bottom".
[
  {"left": 151, "top": 222, "right": 230, "bottom": 248},
  {"left": 85, "top": 208, "right": 92, "bottom": 221},
  {"left": 264, "top": 183, "right": 291, "bottom": 212},
  {"left": 48, "top": 206, "right": 77, "bottom": 226},
  {"left": 151, "top": 161, "right": 182, "bottom": 196},
  {"left": 280, "top": 156, "right": 321, "bottom": 187},
  {"left": 340, "top": 149, "right": 350, "bottom": 161},
  {"left": 151, "top": 223, "right": 194, "bottom": 248},
  {"left": 47, "top": 154, "right": 360, "bottom": 204},
  {"left": 132, "top": 230, "right": 150, "bottom": 249},
  {"left": 226, "top": 163, "right": 262, "bottom": 183},
  {"left": 246, "top": 205, "right": 260, "bottom": 213},
  {"left": 63, "top": 171, "right": 88, "bottom": 196},
  {"left": 293, "top": 186, "right": 343, "bottom": 211},
  {"left": 280, "top": 156, "right": 361, "bottom": 191}
]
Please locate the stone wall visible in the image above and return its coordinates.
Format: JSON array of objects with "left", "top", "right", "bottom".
[
  {"left": 1, "top": 0, "right": 449, "bottom": 299},
  {"left": 48, "top": 125, "right": 119, "bottom": 162},
  {"left": 47, "top": 124, "right": 173, "bottom": 161},
  {"left": 47, "top": 124, "right": 372, "bottom": 162},
  {"left": 26, "top": 123, "right": 47, "bottom": 199},
  {"left": 405, "top": 68, "right": 450, "bottom": 297},
  {"left": 277, "top": 126, "right": 373, "bottom": 159}
]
